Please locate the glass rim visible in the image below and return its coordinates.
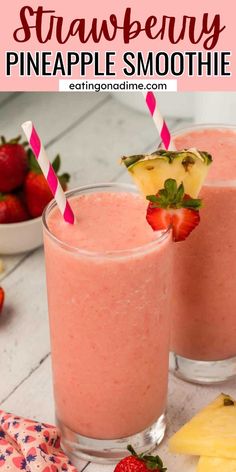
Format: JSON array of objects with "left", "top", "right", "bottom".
[
  {"left": 42, "top": 182, "right": 171, "bottom": 259},
  {"left": 168, "top": 123, "right": 236, "bottom": 188}
]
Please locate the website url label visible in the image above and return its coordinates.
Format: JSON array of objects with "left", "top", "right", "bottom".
[{"left": 59, "top": 79, "right": 177, "bottom": 92}]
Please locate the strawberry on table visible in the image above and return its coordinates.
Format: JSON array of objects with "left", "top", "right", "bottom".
[
  {"left": 0, "top": 194, "right": 29, "bottom": 223},
  {"left": 24, "top": 151, "right": 70, "bottom": 218},
  {"left": 114, "top": 445, "right": 167, "bottom": 472},
  {"left": 146, "top": 178, "right": 201, "bottom": 242},
  {"left": 0, "top": 287, "right": 5, "bottom": 313},
  {"left": 0, "top": 136, "right": 28, "bottom": 192}
]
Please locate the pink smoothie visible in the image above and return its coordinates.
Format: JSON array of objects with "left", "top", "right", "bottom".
[
  {"left": 43, "top": 189, "right": 172, "bottom": 439},
  {"left": 172, "top": 127, "right": 236, "bottom": 361}
]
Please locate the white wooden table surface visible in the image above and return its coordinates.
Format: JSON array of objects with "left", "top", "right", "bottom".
[{"left": 0, "top": 92, "right": 235, "bottom": 472}]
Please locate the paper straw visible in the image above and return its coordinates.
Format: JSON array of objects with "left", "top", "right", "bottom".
[
  {"left": 22, "top": 121, "right": 75, "bottom": 224},
  {"left": 143, "top": 91, "right": 176, "bottom": 150}
]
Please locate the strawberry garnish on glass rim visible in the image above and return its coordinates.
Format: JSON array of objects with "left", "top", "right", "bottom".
[
  {"left": 114, "top": 445, "right": 167, "bottom": 472},
  {"left": 146, "top": 178, "right": 202, "bottom": 242}
]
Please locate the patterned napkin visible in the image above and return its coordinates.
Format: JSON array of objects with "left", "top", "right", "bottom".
[{"left": 0, "top": 410, "right": 78, "bottom": 471}]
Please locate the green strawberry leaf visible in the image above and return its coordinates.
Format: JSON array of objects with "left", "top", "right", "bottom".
[
  {"left": 175, "top": 182, "right": 184, "bottom": 202},
  {"left": 182, "top": 198, "right": 202, "bottom": 209},
  {"left": 52, "top": 154, "right": 61, "bottom": 174},
  {"left": 164, "top": 178, "right": 177, "bottom": 198},
  {"left": 27, "top": 148, "right": 42, "bottom": 174},
  {"left": 146, "top": 179, "right": 202, "bottom": 212},
  {"left": 146, "top": 195, "right": 159, "bottom": 203},
  {"left": 27, "top": 148, "right": 70, "bottom": 189},
  {"left": 9, "top": 135, "right": 22, "bottom": 144},
  {"left": 127, "top": 445, "right": 137, "bottom": 456},
  {"left": 127, "top": 445, "right": 167, "bottom": 471},
  {"left": 144, "top": 455, "right": 167, "bottom": 471},
  {"left": 0, "top": 134, "right": 30, "bottom": 149},
  {"left": 158, "top": 188, "right": 168, "bottom": 199},
  {"left": 59, "top": 173, "right": 70, "bottom": 190}
]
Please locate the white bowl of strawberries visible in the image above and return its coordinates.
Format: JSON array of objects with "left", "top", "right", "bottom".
[{"left": 0, "top": 135, "right": 70, "bottom": 255}]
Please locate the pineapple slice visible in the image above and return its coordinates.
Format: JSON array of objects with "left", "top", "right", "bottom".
[
  {"left": 121, "top": 149, "right": 212, "bottom": 198},
  {"left": 198, "top": 457, "right": 236, "bottom": 472},
  {"left": 169, "top": 394, "right": 236, "bottom": 459}
]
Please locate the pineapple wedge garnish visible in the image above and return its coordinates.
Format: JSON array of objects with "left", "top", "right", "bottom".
[
  {"left": 169, "top": 393, "right": 236, "bottom": 459},
  {"left": 198, "top": 457, "right": 236, "bottom": 472},
  {"left": 121, "top": 148, "right": 212, "bottom": 198}
]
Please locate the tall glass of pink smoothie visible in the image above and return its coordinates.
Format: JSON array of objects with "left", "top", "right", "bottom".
[
  {"left": 42, "top": 183, "right": 173, "bottom": 464},
  {"left": 169, "top": 125, "right": 236, "bottom": 384}
]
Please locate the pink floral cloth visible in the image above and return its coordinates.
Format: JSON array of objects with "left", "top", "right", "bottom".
[{"left": 0, "top": 410, "right": 78, "bottom": 471}]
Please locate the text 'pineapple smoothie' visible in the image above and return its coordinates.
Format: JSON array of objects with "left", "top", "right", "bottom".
[
  {"left": 43, "top": 184, "right": 173, "bottom": 461},
  {"left": 171, "top": 127, "right": 236, "bottom": 381}
]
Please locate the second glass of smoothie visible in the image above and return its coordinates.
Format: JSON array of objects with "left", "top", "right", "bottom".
[
  {"left": 169, "top": 125, "right": 236, "bottom": 383},
  {"left": 43, "top": 183, "right": 173, "bottom": 464}
]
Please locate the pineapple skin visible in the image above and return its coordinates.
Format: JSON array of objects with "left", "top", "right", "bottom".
[
  {"left": 169, "top": 394, "right": 236, "bottom": 459},
  {"left": 198, "top": 457, "right": 236, "bottom": 472}
]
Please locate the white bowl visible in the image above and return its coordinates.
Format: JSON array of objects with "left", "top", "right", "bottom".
[{"left": 0, "top": 217, "right": 43, "bottom": 255}]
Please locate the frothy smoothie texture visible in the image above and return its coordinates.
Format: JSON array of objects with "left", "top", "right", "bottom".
[
  {"left": 43, "top": 125, "right": 236, "bottom": 455},
  {"left": 173, "top": 127, "right": 236, "bottom": 361},
  {"left": 44, "top": 189, "right": 172, "bottom": 440}
]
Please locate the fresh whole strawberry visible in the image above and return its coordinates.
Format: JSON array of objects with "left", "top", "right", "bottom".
[
  {"left": 114, "top": 445, "right": 167, "bottom": 472},
  {"left": 0, "top": 193, "right": 29, "bottom": 223},
  {"left": 24, "top": 150, "right": 70, "bottom": 218},
  {"left": 0, "top": 287, "right": 4, "bottom": 313},
  {"left": 0, "top": 136, "right": 28, "bottom": 192},
  {"left": 146, "top": 179, "right": 201, "bottom": 242}
]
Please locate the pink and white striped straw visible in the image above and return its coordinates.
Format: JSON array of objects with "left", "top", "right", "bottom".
[
  {"left": 22, "top": 121, "right": 75, "bottom": 224},
  {"left": 143, "top": 91, "right": 176, "bottom": 150}
]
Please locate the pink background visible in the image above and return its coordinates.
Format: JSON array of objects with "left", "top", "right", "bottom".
[{"left": 0, "top": 0, "right": 234, "bottom": 91}]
